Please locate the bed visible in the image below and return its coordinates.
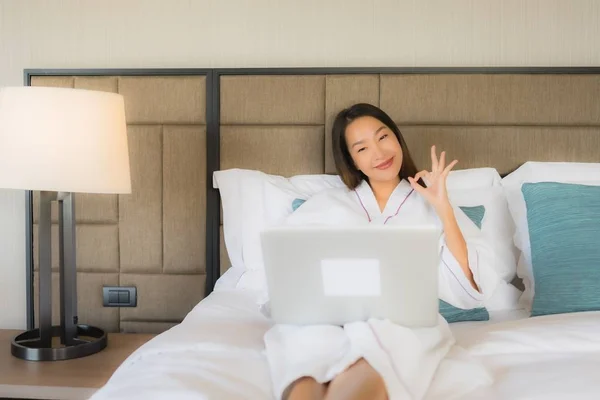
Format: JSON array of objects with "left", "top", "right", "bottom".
[
  {"left": 89, "top": 284, "right": 600, "bottom": 400},
  {"left": 27, "top": 68, "right": 600, "bottom": 399}
]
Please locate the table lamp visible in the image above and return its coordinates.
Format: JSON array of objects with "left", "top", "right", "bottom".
[{"left": 0, "top": 86, "right": 131, "bottom": 361}]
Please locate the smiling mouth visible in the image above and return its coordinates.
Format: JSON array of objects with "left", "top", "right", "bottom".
[{"left": 375, "top": 157, "right": 394, "bottom": 170}]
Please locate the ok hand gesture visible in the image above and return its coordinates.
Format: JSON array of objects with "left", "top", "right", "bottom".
[{"left": 407, "top": 145, "right": 457, "bottom": 213}]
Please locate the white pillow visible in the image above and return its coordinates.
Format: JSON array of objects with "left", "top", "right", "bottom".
[
  {"left": 213, "top": 169, "right": 344, "bottom": 273},
  {"left": 214, "top": 167, "right": 503, "bottom": 272},
  {"left": 240, "top": 172, "right": 344, "bottom": 273},
  {"left": 215, "top": 167, "right": 518, "bottom": 296},
  {"left": 213, "top": 169, "right": 248, "bottom": 270},
  {"left": 446, "top": 167, "right": 502, "bottom": 190},
  {"left": 501, "top": 162, "right": 600, "bottom": 311}
]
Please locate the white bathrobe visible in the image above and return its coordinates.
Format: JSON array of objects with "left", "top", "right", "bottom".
[{"left": 263, "top": 179, "right": 500, "bottom": 399}]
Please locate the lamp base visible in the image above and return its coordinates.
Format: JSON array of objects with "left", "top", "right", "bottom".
[{"left": 11, "top": 325, "right": 107, "bottom": 361}]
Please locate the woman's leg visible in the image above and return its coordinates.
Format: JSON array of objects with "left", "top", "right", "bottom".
[
  {"left": 324, "top": 358, "right": 388, "bottom": 400},
  {"left": 284, "top": 377, "right": 327, "bottom": 400}
]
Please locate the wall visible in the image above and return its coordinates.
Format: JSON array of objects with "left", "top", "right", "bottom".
[{"left": 1, "top": 0, "right": 598, "bottom": 329}]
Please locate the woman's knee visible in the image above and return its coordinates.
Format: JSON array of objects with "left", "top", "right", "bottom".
[
  {"left": 326, "top": 358, "right": 388, "bottom": 400},
  {"left": 283, "top": 376, "right": 326, "bottom": 400}
]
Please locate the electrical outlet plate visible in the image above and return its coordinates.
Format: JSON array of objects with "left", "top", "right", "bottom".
[{"left": 102, "top": 286, "right": 137, "bottom": 307}]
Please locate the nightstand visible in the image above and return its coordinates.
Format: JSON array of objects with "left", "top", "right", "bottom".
[{"left": 0, "top": 329, "right": 155, "bottom": 400}]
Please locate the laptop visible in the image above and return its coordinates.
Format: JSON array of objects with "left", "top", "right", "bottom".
[{"left": 260, "top": 225, "right": 441, "bottom": 328}]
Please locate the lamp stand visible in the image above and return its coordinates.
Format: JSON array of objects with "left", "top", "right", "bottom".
[{"left": 11, "top": 191, "right": 107, "bottom": 361}]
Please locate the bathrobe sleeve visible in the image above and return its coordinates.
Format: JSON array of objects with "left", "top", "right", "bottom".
[{"left": 437, "top": 204, "right": 502, "bottom": 309}]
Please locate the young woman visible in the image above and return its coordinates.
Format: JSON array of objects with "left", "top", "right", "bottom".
[{"left": 264, "top": 104, "right": 502, "bottom": 400}]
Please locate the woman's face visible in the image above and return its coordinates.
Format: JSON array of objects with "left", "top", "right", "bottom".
[{"left": 344, "top": 116, "right": 403, "bottom": 185}]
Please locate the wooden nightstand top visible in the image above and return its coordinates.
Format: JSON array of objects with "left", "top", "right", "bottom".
[{"left": 0, "top": 329, "right": 155, "bottom": 400}]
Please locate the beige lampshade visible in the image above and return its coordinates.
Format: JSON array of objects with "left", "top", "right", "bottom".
[{"left": 0, "top": 86, "right": 131, "bottom": 194}]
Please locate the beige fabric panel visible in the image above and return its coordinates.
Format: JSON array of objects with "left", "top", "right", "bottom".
[
  {"left": 74, "top": 225, "right": 120, "bottom": 271},
  {"left": 220, "top": 75, "right": 326, "bottom": 124},
  {"left": 30, "top": 75, "right": 208, "bottom": 334},
  {"left": 74, "top": 76, "right": 118, "bottom": 93},
  {"left": 31, "top": 76, "right": 74, "bottom": 88},
  {"left": 119, "top": 125, "right": 163, "bottom": 273},
  {"left": 381, "top": 74, "right": 600, "bottom": 125},
  {"left": 73, "top": 194, "right": 118, "bottom": 223},
  {"left": 221, "top": 126, "right": 325, "bottom": 176},
  {"left": 119, "top": 274, "right": 206, "bottom": 322},
  {"left": 118, "top": 76, "right": 206, "bottom": 124},
  {"left": 402, "top": 126, "right": 600, "bottom": 176},
  {"left": 32, "top": 225, "right": 119, "bottom": 273},
  {"left": 324, "top": 74, "right": 380, "bottom": 173},
  {"left": 163, "top": 125, "right": 206, "bottom": 274}
]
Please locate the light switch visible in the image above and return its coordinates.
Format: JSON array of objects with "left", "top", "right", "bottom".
[
  {"left": 118, "top": 290, "right": 130, "bottom": 304},
  {"left": 108, "top": 291, "right": 119, "bottom": 304},
  {"left": 103, "top": 286, "right": 137, "bottom": 307}
]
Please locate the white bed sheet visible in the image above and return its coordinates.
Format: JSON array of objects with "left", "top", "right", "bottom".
[{"left": 90, "top": 270, "right": 600, "bottom": 400}]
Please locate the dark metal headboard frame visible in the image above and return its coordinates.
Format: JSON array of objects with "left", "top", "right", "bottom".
[{"left": 23, "top": 66, "right": 600, "bottom": 330}]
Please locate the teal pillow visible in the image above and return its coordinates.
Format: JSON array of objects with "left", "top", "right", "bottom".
[
  {"left": 523, "top": 182, "right": 600, "bottom": 317},
  {"left": 291, "top": 198, "right": 490, "bottom": 323},
  {"left": 292, "top": 198, "right": 306, "bottom": 212},
  {"left": 439, "top": 299, "right": 489, "bottom": 323},
  {"left": 459, "top": 205, "right": 485, "bottom": 229}
]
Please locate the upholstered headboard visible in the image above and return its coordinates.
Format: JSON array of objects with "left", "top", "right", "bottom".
[
  {"left": 25, "top": 68, "right": 600, "bottom": 334},
  {"left": 212, "top": 69, "right": 600, "bottom": 279},
  {"left": 27, "top": 70, "right": 210, "bottom": 333}
]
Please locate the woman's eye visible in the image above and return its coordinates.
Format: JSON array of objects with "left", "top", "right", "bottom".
[
  {"left": 357, "top": 147, "right": 366, "bottom": 153},
  {"left": 380, "top": 134, "right": 388, "bottom": 140}
]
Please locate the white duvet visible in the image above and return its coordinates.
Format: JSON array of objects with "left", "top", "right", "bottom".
[{"left": 90, "top": 273, "right": 600, "bottom": 400}]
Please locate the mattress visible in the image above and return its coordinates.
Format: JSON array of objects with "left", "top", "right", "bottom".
[{"left": 90, "top": 269, "right": 600, "bottom": 400}]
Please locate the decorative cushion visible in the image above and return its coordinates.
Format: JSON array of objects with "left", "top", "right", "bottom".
[{"left": 522, "top": 182, "right": 600, "bottom": 316}]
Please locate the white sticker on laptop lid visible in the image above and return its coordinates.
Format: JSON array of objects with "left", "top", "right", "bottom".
[{"left": 320, "top": 259, "right": 381, "bottom": 297}]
